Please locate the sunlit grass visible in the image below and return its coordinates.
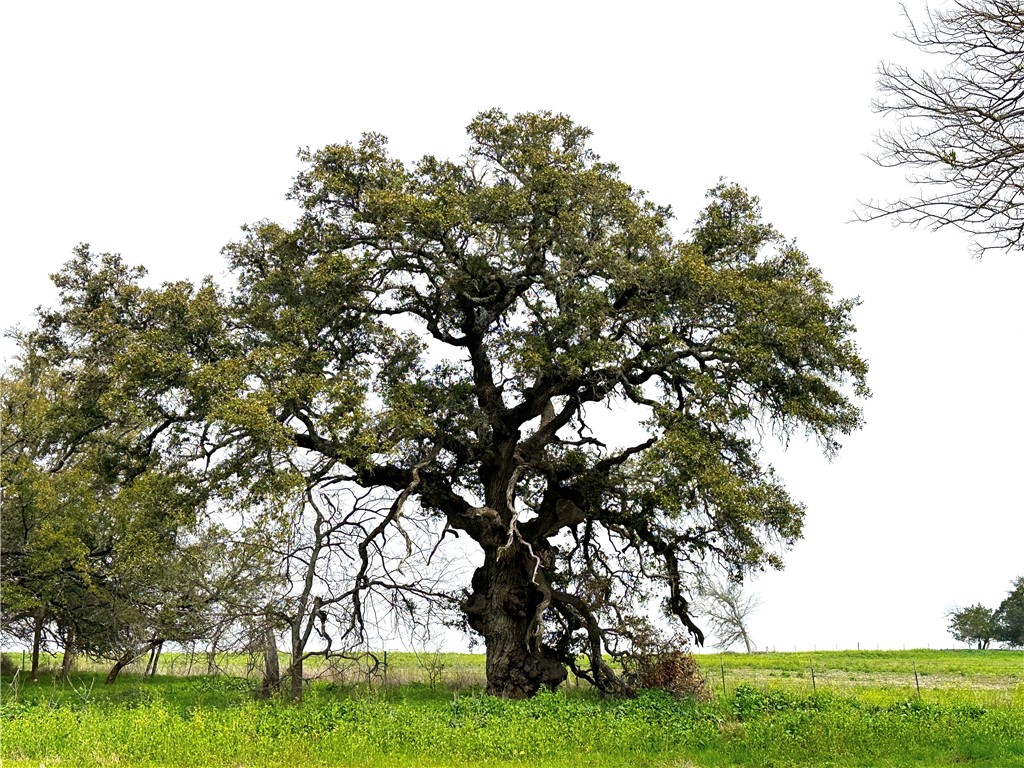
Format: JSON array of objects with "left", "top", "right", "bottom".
[{"left": 2, "top": 650, "right": 1022, "bottom": 767}]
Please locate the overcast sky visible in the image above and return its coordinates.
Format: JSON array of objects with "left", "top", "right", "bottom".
[{"left": 3, "top": 0, "right": 1021, "bottom": 653}]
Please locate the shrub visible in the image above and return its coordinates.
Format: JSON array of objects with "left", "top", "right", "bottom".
[
  {"left": 633, "top": 649, "right": 709, "bottom": 700},
  {"left": 621, "top": 633, "right": 709, "bottom": 700},
  {"left": 0, "top": 653, "right": 19, "bottom": 677}
]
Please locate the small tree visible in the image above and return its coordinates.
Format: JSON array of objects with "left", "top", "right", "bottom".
[
  {"left": 620, "top": 630, "right": 708, "bottom": 700},
  {"left": 243, "top": 482, "right": 461, "bottom": 702},
  {"left": 947, "top": 603, "right": 998, "bottom": 649},
  {"left": 995, "top": 577, "right": 1024, "bottom": 647},
  {"left": 1, "top": 260, "right": 278, "bottom": 683},
  {"left": 864, "top": 0, "right": 1024, "bottom": 253},
  {"left": 694, "top": 574, "right": 760, "bottom": 653}
]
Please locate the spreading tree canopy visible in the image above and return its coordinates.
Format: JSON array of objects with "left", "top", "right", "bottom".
[
  {"left": 1, "top": 250, "right": 273, "bottom": 682},
  {"left": 946, "top": 576, "right": 1024, "bottom": 649},
  {"left": 15, "top": 111, "right": 868, "bottom": 698}
]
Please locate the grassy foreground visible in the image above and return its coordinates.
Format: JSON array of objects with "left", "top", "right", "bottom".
[{"left": 2, "top": 650, "right": 1022, "bottom": 767}]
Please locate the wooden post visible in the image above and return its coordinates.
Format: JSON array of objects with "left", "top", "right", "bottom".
[
  {"left": 810, "top": 664, "right": 816, "bottom": 691},
  {"left": 720, "top": 658, "right": 726, "bottom": 696},
  {"left": 913, "top": 663, "right": 921, "bottom": 698}
]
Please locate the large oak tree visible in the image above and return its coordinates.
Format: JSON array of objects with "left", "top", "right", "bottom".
[
  {"left": 210, "top": 110, "right": 867, "bottom": 697},
  {"left": 17, "top": 111, "right": 867, "bottom": 698}
]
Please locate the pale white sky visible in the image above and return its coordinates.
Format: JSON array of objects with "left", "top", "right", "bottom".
[{"left": 2, "top": 1, "right": 1021, "bottom": 652}]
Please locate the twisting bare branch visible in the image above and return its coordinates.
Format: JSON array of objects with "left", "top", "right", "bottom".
[{"left": 862, "top": 0, "right": 1024, "bottom": 253}]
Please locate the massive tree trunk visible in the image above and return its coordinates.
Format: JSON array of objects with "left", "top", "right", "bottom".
[{"left": 463, "top": 544, "right": 566, "bottom": 698}]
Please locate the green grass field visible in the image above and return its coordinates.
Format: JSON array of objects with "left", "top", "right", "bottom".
[{"left": 2, "top": 649, "right": 1022, "bottom": 767}]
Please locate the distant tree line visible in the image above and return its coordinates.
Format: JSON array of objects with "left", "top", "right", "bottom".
[{"left": 947, "top": 577, "right": 1024, "bottom": 649}]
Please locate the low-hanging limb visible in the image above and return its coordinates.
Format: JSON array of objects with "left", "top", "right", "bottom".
[{"left": 550, "top": 590, "right": 628, "bottom": 695}]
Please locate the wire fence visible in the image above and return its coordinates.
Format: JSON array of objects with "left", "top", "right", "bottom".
[{"left": 5, "top": 646, "right": 1021, "bottom": 700}]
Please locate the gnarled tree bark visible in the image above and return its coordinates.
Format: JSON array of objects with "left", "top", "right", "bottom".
[{"left": 464, "top": 545, "right": 565, "bottom": 698}]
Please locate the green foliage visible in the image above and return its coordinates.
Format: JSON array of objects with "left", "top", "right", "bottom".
[
  {"left": 268, "top": 111, "right": 866, "bottom": 691},
  {"left": 949, "top": 603, "right": 1000, "bottom": 649},
  {"left": 0, "top": 250, "right": 276, "bottom": 664},
  {"left": 946, "top": 576, "right": 1024, "bottom": 650},
  {"left": 997, "top": 577, "right": 1024, "bottom": 648},
  {"left": 6, "top": 110, "right": 870, "bottom": 696},
  {"left": 0, "top": 652, "right": 18, "bottom": 676}
]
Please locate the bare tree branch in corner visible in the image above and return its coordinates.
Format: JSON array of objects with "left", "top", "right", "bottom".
[{"left": 861, "top": 0, "right": 1024, "bottom": 254}]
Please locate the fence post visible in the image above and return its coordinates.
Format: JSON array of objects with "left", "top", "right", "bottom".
[
  {"left": 720, "top": 658, "right": 726, "bottom": 697},
  {"left": 811, "top": 664, "right": 816, "bottom": 691},
  {"left": 913, "top": 663, "right": 921, "bottom": 698}
]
